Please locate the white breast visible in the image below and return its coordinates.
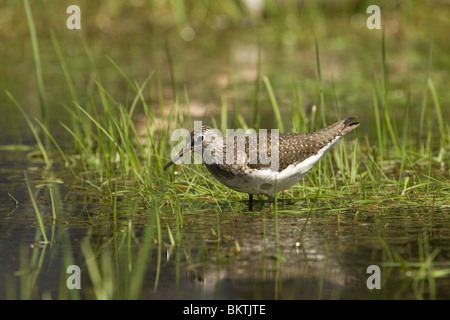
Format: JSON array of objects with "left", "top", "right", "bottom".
[{"left": 220, "top": 135, "right": 343, "bottom": 196}]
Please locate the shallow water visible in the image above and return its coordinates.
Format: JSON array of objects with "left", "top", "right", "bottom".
[{"left": 1, "top": 150, "right": 449, "bottom": 299}]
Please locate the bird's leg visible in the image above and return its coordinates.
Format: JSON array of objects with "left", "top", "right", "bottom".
[
  {"left": 268, "top": 195, "right": 274, "bottom": 210},
  {"left": 248, "top": 194, "right": 253, "bottom": 211}
]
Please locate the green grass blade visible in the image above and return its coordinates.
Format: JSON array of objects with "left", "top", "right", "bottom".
[
  {"left": 23, "top": 0, "right": 49, "bottom": 143},
  {"left": 6, "top": 90, "right": 51, "bottom": 168},
  {"left": 315, "top": 37, "right": 326, "bottom": 126},
  {"left": 263, "top": 76, "right": 284, "bottom": 132}
]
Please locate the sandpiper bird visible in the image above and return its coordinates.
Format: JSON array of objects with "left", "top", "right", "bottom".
[{"left": 164, "top": 117, "right": 359, "bottom": 210}]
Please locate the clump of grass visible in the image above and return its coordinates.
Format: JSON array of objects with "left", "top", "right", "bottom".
[
  {"left": 9, "top": 1, "right": 448, "bottom": 221},
  {"left": 14, "top": 32, "right": 449, "bottom": 220}
]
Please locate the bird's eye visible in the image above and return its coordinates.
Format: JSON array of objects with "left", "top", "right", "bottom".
[{"left": 196, "top": 135, "right": 205, "bottom": 143}]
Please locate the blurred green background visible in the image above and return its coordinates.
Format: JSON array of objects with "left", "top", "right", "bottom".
[{"left": 1, "top": 0, "right": 449, "bottom": 138}]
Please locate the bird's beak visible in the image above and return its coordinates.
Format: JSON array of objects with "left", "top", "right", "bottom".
[{"left": 163, "top": 144, "right": 193, "bottom": 171}]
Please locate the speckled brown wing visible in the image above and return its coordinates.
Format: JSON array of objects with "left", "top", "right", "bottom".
[{"left": 244, "top": 117, "right": 359, "bottom": 172}]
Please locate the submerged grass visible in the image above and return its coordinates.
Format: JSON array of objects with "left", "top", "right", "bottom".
[
  {"left": 24, "top": 171, "right": 48, "bottom": 243},
  {"left": 381, "top": 235, "right": 450, "bottom": 300}
]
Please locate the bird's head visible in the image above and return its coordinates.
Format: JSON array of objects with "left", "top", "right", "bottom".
[{"left": 163, "top": 125, "right": 221, "bottom": 170}]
